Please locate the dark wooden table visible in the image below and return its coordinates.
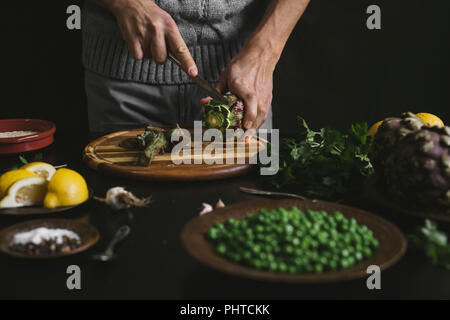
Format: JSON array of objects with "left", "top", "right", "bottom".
[{"left": 0, "top": 135, "right": 449, "bottom": 299}]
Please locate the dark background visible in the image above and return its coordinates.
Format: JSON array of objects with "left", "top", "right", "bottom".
[{"left": 0, "top": 0, "right": 449, "bottom": 134}]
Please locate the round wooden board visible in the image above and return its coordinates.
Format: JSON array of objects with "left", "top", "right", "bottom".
[
  {"left": 83, "top": 129, "right": 265, "bottom": 181},
  {"left": 181, "top": 199, "right": 407, "bottom": 283},
  {"left": 0, "top": 219, "right": 99, "bottom": 258}
]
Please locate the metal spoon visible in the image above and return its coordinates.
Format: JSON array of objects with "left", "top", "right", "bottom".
[
  {"left": 92, "top": 225, "right": 131, "bottom": 262},
  {"left": 240, "top": 187, "right": 319, "bottom": 202}
]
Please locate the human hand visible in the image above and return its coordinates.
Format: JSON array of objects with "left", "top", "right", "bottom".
[
  {"left": 201, "top": 45, "right": 277, "bottom": 129},
  {"left": 108, "top": 0, "right": 198, "bottom": 77}
]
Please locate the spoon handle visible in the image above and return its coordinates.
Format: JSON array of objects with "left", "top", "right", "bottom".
[{"left": 105, "top": 225, "right": 131, "bottom": 256}]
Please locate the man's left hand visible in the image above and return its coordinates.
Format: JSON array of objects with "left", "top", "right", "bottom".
[{"left": 201, "top": 45, "right": 277, "bottom": 130}]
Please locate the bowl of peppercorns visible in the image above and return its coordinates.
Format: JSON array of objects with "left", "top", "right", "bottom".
[{"left": 0, "top": 218, "right": 99, "bottom": 258}]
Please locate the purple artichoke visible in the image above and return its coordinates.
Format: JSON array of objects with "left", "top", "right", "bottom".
[
  {"left": 383, "top": 126, "right": 450, "bottom": 209},
  {"left": 371, "top": 112, "right": 424, "bottom": 170},
  {"left": 203, "top": 93, "right": 245, "bottom": 133}
]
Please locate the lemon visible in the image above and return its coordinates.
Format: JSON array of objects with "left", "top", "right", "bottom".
[
  {"left": 416, "top": 113, "right": 444, "bottom": 127},
  {"left": 0, "top": 169, "right": 38, "bottom": 198},
  {"left": 44, "top": 168, "right": 88, "bottom": 208},
  {"left": 0, "top": 177, "right": 48, "bottom": 208},
  {"left": 368, "top": 120, "right": 383, "bottom": 137},
  {"left": 21, "top": 162, "right": 56, "bottom": 181}
]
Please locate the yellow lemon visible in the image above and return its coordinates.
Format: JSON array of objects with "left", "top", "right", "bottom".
[
  {"left": 368, "top": 120, "right": 384, "bottom": 137},
  {"left": 0, "top": 177, "right": 48, "bottom": 208},
  {"left": 21, "top": 162, "right": 56, "bottom": 181},
  {"left": 44, "top": 168, "right": 89, "bottom": 208},
  {"left": 416, "top": 113, "right": 444, "bottom": 127},
  {"left": 0, "top": 169, "right": 38, "bottom": 198}
]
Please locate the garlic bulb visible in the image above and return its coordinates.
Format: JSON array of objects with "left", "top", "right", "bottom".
[{"left": 95, "top": 187, "right": 151, "bottom": 211}]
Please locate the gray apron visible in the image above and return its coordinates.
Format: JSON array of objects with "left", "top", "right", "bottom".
[{"left": 85, "top": 70, "right": 272, "bottom": 133}]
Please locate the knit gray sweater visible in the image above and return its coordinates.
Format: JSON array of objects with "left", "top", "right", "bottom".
[{"left": 82, "top": 0, "right": 269, "bottom": 84}]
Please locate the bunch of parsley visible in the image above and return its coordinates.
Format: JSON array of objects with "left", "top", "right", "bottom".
[
  {"left": 409, "top": 220, "right": 450, "bottom": 270},
  {"left": 265, "top": 117, "right": 373, "bottom": 200}
]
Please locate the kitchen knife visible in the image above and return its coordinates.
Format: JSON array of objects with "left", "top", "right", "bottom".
[{"left": 167, "top": 52, "right": 230, "bottom": 105}]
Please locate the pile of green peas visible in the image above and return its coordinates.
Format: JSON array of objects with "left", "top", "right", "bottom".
[{"left": 206, "top": 206, "right": 379, "bottom": 274}]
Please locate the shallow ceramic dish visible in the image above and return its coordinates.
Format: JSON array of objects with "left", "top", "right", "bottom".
[
  {"left": 181, "top": 199, "right": 407, "bottom": 283},
  {"left": 0, "top": 218, "right": 99, "bottom": 258},
  {"left": 0, "top": 119, "right": 56, "bottom": 154}
]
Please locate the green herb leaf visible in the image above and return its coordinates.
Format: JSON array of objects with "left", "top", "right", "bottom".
[
  {"left": 409, "top": 219, "right": 450, "bottom": 270},
  {"left": 260, "top": 117, "right": 373, "bottom": 199},
  {"left": 19, "top": 155, "right": 28, "bottom": 164}
]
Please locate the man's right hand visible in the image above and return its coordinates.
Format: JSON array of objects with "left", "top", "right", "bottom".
[{"left": 102, "top": 0, "right": 198, "bottom": 77}]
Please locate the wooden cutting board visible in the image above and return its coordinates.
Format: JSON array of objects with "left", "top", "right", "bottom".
[{"left": 83, "top": 129, "right": 266, "bottom": 181}]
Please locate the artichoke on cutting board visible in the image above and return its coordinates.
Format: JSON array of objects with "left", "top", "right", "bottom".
[{"left": 134, "top": 125, "right": 185, "bottom": 165}]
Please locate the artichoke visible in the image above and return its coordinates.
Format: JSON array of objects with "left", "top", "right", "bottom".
[
  {"left": 136, "top": 125, "right": 187, "bottom": 165},
  {"left": 383, "top": 126, "right": 450, "bottom": 209},
  {"left": 371, "top": 112, "right": 424, "bottom": 170},
  {"left": 203, "top": 93, "right": 244, "bottom": 133},
  {"left": 137, "top": 129, "right": 168, "bottom": 165}
]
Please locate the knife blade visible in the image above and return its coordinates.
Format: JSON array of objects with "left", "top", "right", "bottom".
[{"left": 168, "top": 52, "right": 229, "bottom": 105}]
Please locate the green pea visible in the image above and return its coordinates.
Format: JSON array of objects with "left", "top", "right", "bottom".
[
  {"left": 284, "top": 245, "right": 294, "bottom": 255},
  {"left": 207, "top": 228, "right": 218, "bottom": 240},
  {"left": 319, "top": 256, "right": 328, "bottom": 265},
  {"left": 315, "top": 264, "right": 323, "bottom": 273},
  {"left": 285, "top": 224, "right": 294, "bottom": 234},
  {"left": 294, "top": 248, "right": 303, "bottom": 257},
  {"left": 288, "top": 266, "right": 297, "bottom": 274},
  {"left": 252, "top": 245, "right": 261, "bottom": 254},
  {"left": 269, "top": 261, "right": 278, "bottom": 271},
  {"left": 347, "top": 256, "right": 355, "bottom": 266},
  {"left": 363, "top": 247, "right": 372, "bottom": 258},
  {"left": 242, "top": 251, "right": 252, "bottom": 260},
  {"left": 252, "top": 260, "right": 263, "bottom": 269},
  {"left": 217, "top": 243, "right": 227, "bottom": 255},
  {"left": 318, "top": 231, "right": 328, "bottom": 244},
  {"left": 371, "top": 239, "right": 379, "bottom": 248},
  {"left": 329, "top": 260, "right": 338, "bottom": 271}
]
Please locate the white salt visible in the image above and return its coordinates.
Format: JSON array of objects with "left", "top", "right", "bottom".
[{"left": 12, "top": 227, "right": 80, "bottom": 245}]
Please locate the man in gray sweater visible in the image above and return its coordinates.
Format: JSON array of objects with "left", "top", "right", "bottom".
[{"left": 83, "top": 0, "right": 310, "bottom": 132}]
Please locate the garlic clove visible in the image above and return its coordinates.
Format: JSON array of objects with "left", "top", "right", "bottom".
[
  {"left": 199, "top": 203, "right": 213, "bottom": 215},
  {"left": 215, "top": 199, "right": 225, "bottom": 208}
]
